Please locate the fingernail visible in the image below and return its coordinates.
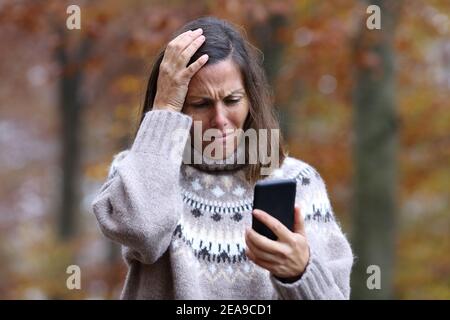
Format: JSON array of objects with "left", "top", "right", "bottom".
[{"left": 196, "top": 28, "right": 203, "bottom": 33}]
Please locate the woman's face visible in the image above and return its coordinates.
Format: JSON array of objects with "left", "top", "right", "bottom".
[{"left": 183, "top": 57, "right": 250, "bottom": 159}]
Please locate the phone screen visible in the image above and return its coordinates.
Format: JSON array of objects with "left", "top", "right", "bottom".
[{"left": 251, "top": 178, "right": 297, "bottom": 240}]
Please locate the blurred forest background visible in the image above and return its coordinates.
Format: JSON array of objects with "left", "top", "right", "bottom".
[{"left": 0, "top": 0, "right": 448, "bottom": 299}]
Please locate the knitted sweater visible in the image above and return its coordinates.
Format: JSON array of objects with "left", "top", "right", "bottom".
[{"left": 91, "top": 109, "right": 354, "bottom": 300}]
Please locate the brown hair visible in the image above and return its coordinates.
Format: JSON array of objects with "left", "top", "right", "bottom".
[{"left": 133, "top": 16, "right": 286, "bottom": 184}]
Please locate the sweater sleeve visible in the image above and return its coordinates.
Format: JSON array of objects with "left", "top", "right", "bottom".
[
  {"left": 91, "top": 109, "right": 192, "bottom": 265},
  {"left": 270, "top": 163, "right": 354, "bottom": 299}
]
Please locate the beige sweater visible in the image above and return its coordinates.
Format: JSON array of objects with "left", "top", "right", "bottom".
[{"left": 91, "top": 109, "right": 354, "bottom": 299}]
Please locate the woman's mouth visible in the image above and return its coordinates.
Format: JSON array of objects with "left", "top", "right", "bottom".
[
  {"left": 214, "top": 131, "right": 235, "bottom": 142},
  {"left": 216, "top": 133, "right": 230, "bottom": 140}
]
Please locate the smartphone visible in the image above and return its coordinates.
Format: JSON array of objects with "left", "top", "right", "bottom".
[{"left": 251, "top": 178, "right": 297, "bottom": 241}]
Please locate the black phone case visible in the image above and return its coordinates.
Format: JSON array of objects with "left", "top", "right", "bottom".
[{"left": 251, "top": 178, "right": 297, "bottom": 241}]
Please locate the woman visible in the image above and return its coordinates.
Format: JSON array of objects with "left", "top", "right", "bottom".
[{"left": 92, "top": 16, "right": 353, "bottom": 299}]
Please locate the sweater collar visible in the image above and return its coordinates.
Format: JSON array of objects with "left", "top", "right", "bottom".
[{"left": 182, "top": 141, "right": 248, "bottom": 173}]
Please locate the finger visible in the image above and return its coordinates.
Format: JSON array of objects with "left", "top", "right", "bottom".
[
  {"left": 167, "top": 28, "right": 203, "bottom": 54},
  {"left": 246, "top": 248, "right": 275, "bottom": 272},
  {"left": 179, "top": 35, "right": 206, "bottom": 66},
  {"left": 245, "top": 247, "right": 275, "bottom": 266},
  {"left": 166, "top": 29, "right": 193, "bottom": 51},
  {"left": 252, "top": 209, "right": 292, "bottom": 242},
  {"left": 183, "top": 54, "right": 209, "bottom": 79},
  {"left": 254, "top": 259, "right": 275, "bottom": 273},
  {"left": 246, "top": 227, "right": 288, "bottom": 255},
  {"left": 245, "top": 234, "right": 280, "bottom": 264},
  {"left": 293, "top": 205, "right": 306, "bottom": 236}
]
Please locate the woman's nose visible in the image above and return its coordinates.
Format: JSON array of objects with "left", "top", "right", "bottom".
[{"left": 210, "top": 103, "right": 228, "bottom": 130}]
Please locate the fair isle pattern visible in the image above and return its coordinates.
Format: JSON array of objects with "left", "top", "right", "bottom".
[
  {"left": 170, "top": 238, "right": 263, "bottom": 284},
  {"left": 173, "top": 223, "right": 248, "bottom": 264},
  {"left": 180, "top": 189, "right": 253, "bottom": 222},
  {"left": 173, "top": 161, "right": 334, "bottom": 275},
  {"left": 286, "top": 159, "right": 336, "bottom": 223},
  {"left": 174, "top": 158, "right": 336, "bottom": 274},
  {"left": 232, "top": 185, "right": 246, "bottom": 197},
  {"left": 180, "top": 165, "right": 335, "bottom": 225},
  {"left": 305, "top": 204, "right": 334, "bottom": 223},
  {"left": 191, "top": 178, "right": 203, "bottom": 191},
  {"left": 293, "top": 166, "right": 317, "bottom": 185},
  {"left": 211, "top": 185, "right": 225, "bottom": 198}
]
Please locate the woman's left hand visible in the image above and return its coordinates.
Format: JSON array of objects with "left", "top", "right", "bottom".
[{"left": 245, "top": 205, "right": 310, "bottom": 280}]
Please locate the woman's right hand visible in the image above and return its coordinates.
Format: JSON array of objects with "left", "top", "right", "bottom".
[{"left": 153, "top": 28, "right": 209, "bottom": 113}]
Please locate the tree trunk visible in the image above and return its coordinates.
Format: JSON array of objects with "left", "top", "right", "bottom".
[
  {"left": 351, "top": 0, "right": 402, "bottom": 299},
  {"left": 55, "top": 30, "right": 91, "bottom": 241},
  {"left": 250, "top": 13, "right": 291, "bottom": 138}
]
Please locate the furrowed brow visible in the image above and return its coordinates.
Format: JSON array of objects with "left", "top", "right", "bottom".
[{"left": 188, "top": 89, "right": 245, "bottom": 100}]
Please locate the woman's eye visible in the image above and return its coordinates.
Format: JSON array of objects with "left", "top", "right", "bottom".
[
  {"left": 191, "top": 102, "right": 209, "bottom": 108},
  {"left": 225, "top": 98, "right": 240, "bottom": 105}
]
